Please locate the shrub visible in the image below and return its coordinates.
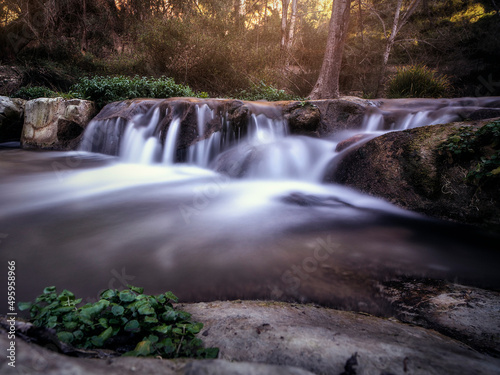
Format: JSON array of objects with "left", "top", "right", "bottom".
[
  {"left": 19, "top": 285, "right": 218, "bottom": 359},
  {"left": 387, "top": 64, "right": 451, "bottom": 98},
  {"left": 14, "top": 86, "right": 60, "bottom": 100},
  {"left": 234, "top": 81, "right": 302, "bottom": 101},
  {"left": 70, "top": 75, "right": 204, "bottom": 108}
]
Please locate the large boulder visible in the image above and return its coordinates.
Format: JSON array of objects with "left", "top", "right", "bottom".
[
  {"left": 0, "top": 96, "right": 26, "bottom": 142},
  {"left": 325, "top": 119, "right": 500, "bottom": 230},
  {"left": 21, "top": 98, "right": 96, "bottom": 150}
]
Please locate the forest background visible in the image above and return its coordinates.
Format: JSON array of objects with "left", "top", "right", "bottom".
[{"left": 1, "top": 0, "right": 499, "bottom": 99}]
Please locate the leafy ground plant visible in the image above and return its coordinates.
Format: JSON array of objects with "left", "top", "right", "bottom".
[
  {"left": 69, "top": 75, "right": 208, "bottom": 109},
  {"left": 440, "top": 121, "right": 500, "bottom": 186},
  {"left": 19, "top": 285, "right": 218, "bottom": 359}
]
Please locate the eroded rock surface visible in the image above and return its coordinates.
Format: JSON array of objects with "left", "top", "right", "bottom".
[
  {"left": 378, "top": 279, "right": 500, "bottom": 357},
  {"left": 2, "top": 300, "right": 499, "bottom": 375},
  {"left": 180, "top": 301, "right": 499, "bottom": 375},
  {"left": 21, "top": 98, "right": 96, "bottom": 150}
]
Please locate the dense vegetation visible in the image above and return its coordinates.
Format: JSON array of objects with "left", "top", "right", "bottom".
[
  {"left": 19, "top": 285, "right": 219, "bottom": 358},
  {"left": 1, "top": 0, "right": 499, "bottom": 98}
]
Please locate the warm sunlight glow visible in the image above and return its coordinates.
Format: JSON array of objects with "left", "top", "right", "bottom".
[{"left": 450, "top": 3, "right": 495, "bottom": 23}]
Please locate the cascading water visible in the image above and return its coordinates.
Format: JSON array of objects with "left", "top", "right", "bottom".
[
  {"left": 80, "top": 97, "right": 492, "bottom": 181},
  {"left": 2, "top": 97, "right": 500, "bottom": 312}
]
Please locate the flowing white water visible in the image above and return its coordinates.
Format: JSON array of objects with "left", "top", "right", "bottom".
[
  {"left": 5, "top": 98, "right": 499, "bottom": 309},
  {"left": 79, "top": 99, "right": 479, "bottom": 181}
]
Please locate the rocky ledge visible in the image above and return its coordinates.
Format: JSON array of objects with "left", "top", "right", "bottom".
[
  {"left": 2, "top": 286, "right": 499, "bottom": 375},
  {"left": 325, "top": 118, "right": 500, "bottom": 231}
]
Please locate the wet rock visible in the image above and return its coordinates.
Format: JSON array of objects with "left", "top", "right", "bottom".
[
  {"left": 0, "top": 96, "right": 26, "bottom": 142},
  {"left": 21, "top": 98, "right": 96, "bottom": 150},
  {"left": 284, "top": 102, "right": 321, "bottom": 136},
  {"left": 308, "top": 98, "right": 370, "bottom": 135},
  {"left": 180, "top": 301, "right": 500, "bottom": 375},
  {"left": 3, "top": 300, "right": 499, "bottom": 375},
  {"left": 326, "top": 119, "right": 500, "bottom": 230},
  {"left": 377, "top": 279, "right": 500, "bottom": 357},
  {"left": 335, "top": 134, "right": 372, "bottom": 152}
]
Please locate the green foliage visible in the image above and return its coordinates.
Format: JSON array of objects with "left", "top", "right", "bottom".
[
  {"left": 70, "top": 75, "right": 202, "bottom": 109},
  {"left": 234, "top": 81, "right": 302, "bottom": 101},
  {"left": 14, "top": 86, "right": 60, "bottom": 100},
  {"left": 439, "top": 126, "right": 478, "bottom": 158},
  {"left": 387, "top": 65, "right": 452, "bottom": 98},
  {"left": 440, "top": 121, "right": 500, "bottom": 186},
  {"left": 19, "top": 285, "right": 218, "bottom": 359}
]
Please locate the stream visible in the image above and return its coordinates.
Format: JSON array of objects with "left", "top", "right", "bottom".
[{"left": 1, "top": 97, "right": 499, "bottom": 316}]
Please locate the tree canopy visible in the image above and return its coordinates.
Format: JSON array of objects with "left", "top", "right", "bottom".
[{"left": 0, "top": 0, "right": 499, "bottom": 98}]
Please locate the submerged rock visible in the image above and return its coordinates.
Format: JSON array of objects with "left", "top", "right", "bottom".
[
  {"left": 21, "top": 98, "right": 96, "bottom": 150},
  {"left": 326, "top": 118, "right": 500, "bottom": 230},
  {"left": 0, "top": 96, "right": 26, "bottom": 142}
]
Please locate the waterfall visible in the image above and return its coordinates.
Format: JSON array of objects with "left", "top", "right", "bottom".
[
  {"left": 78, "top": 97, "right": 500, "bottom": 182},
  {"left": 162, "top": 118, "right": 181, "bottom": 164}
]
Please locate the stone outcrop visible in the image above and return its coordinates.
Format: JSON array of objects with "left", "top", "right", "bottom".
[
  {"left": 21, "top": 98, "right": 96, "bottom": 150},
  {"left": 377, "top": 279, "right": 500, "bottom": 357},
  {"left": 2, "top": 299, "right": 499, "bottom": 375},
  {"left": 326, "top": 119, "right": 500, "bottom": 230},
  {"left": 0, "top": 96, "right": 26, "bottom": 142}
]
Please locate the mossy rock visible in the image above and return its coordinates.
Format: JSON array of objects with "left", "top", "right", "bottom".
[{"left": 326, "top": 119, "right": 500, "bottom": 231}]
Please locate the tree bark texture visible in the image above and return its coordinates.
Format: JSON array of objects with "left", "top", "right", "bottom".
[{"left": 309, "top": 0, "right": 352, "bottom": 99}]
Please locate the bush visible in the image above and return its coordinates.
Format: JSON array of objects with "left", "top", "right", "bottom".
[
  {"left": 70, "top": 75, "right": 205, "bottom": 108},
  {"left": 14, "top": 86, "right": 60, "bottom": 100},
  {"left": 234, "top": 81, "right": 302, "bottom": 101},
  {"left": 19, "top": 285, "right": 218, "bottom": 359},
  {"left": 387, "top": 65, "right": 451, "bottom": 98}
]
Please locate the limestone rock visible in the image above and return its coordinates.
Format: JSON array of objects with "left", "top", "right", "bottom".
[
  {"left": 0, "top": 330, "right": 314, "bottom": 375},
  {"left": 0, "top": 96, "right": 26, "bottom": 142},
  {"left": 2, "top": 300, "right": 499, "bottom": 375},
  {"left": 181, "top": 301, "right": 500, "bottom": 375},
  {"left": 21, "top": 98, "right": 96, "bottom": 150},
  {"left": 326, "top": 119, "right": 500, "bottom": 230},
  {"left": 377, "top": 279, "right": 500, "bottom": 357}
]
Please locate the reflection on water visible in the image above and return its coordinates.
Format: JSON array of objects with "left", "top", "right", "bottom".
[{"left": 1, "top": 148, "right": 499, "bottom": 316}]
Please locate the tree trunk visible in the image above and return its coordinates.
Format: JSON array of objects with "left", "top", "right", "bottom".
[
  {"left": 281, "top": 0, "right": 290, "bottom": 49},
  {"left": 309, "top": 0, "right": 352, "bottom": 99},
  {"left": 375, "top": 0, "right": 422, "bottom": 97},
  {"left": 286, "top": 0, "right": 298, "bottom": 50},
  {"left": 376, "top": 0, "right": 403, "bottom": 97}
]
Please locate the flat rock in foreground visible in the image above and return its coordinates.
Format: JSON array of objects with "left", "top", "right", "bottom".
[
  {"left": 183, "top": 301, "right": 499, "bottom": 375},
  {"left": 2, "top": 301, "right": 499, "bottom": 375}
]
